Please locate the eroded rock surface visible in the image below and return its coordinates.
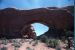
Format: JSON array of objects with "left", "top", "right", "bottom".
[{"left": 0, "top": 6, "right": 74, "bottom": 38}]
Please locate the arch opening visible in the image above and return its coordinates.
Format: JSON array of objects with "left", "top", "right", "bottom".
[{"left": 31, "top": 23, "right": 49, "bottom": 36}]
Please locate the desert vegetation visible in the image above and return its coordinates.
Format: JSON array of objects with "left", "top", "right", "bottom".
[{"left": 0, "top": 35, "right": 74, "bottom": 50}]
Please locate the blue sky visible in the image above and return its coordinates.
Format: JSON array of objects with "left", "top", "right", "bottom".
[
  {"left": 0, "top": 0, "right": 74, "bottom": 9},
  {"left": 0, "top": 0, "right": 74, "bottom": 36},
  {"left": 31, "top": 23, "right": 49, "bottom": 36}
]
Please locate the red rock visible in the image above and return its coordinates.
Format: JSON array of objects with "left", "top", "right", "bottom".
[{"left": 0, "top": 7, "right": 73, "bottom": 38}]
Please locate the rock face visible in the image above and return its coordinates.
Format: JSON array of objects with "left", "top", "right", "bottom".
[
  {"left": 21, "top": 25, "right": 36, "bottom": 39},
  {"left": 0, "top": 6, "right": 74, "bottom": 39}
]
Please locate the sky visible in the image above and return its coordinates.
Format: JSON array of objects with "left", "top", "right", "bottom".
[
  {"left": 31, "top": 23, "right": 49, "bottom": 36},
  {"left": 0, "top": 0, "right": 74, "bottom": 9},
  {"left": 0, "top": 0, "right": 74, "bottom": 36}
]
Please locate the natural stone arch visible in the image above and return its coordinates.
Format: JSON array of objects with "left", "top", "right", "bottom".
[
  {"left": 0, "top": 7, "right": 73, "bottom": 39},
  {"left": 20, "top": 20, "right": 49, "bottom": 37}
]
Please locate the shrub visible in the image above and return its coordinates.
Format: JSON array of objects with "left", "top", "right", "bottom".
[
  {"left": 1, "top": 38, "right": 8, "bottom": 45},
  {"left": 56, "top": 47, "right": 61, "bottom": 50},
  {"left": 39, "top": 35, "right": 59, "bottom": 48},
  {"left": 26, "top": 47, "right": 33, "bottom": 50},
  {"left": 1, "top": 47, "right": 7, "bottom": 50},
  {"left": 32, "top": 40, "right": 38, "bottom": 46},
  {"left": 12, "top": 39, "right": 22, "bottom": 50},
  {"left": 46, "top": 39, "right": 58, "bottom": 48},
  {"left": 40, "top": 35, "right": 48, "bottom": 43}
]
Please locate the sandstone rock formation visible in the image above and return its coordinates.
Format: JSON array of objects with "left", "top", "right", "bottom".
[{"left": 0, "top": 6, "right": 74, "bottom": 39}]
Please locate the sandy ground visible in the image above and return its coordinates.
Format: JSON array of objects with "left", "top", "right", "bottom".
[
  {"left": 0, "top": 42, "right": 55, "bottom": 50},
  {"left": 19, "top": 41, "right": 55, "bottom": 50},
  {"left": 0, "top": 39, "right": 71, "bottom": 50},
  {"left": 0, "top": 39, "right": 55, "bottom": 50}
]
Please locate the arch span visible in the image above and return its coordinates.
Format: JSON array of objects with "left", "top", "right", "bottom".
[{"left": 0, "top": 7, "right": 73, "bottom": 38}]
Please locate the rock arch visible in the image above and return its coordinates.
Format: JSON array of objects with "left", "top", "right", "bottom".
[{"left": 0, "top": 7, "right": 74, "bottom": 38}]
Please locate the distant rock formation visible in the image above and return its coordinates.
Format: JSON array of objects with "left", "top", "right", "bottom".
[{"left": 0, "top": 6, "right": 74, "bottom": 39}]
